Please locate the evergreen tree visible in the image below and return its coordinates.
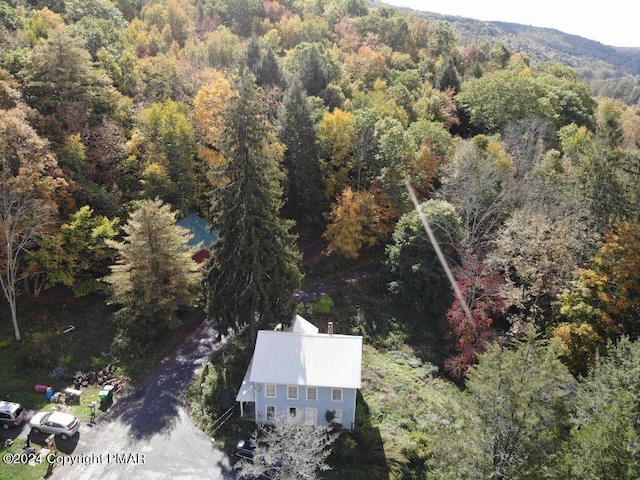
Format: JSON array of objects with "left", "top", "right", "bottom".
[
  {"left": 203, "top": 73, "right": 302, "bottom": 345},
  {"left": 256, "top": 44, "right": 286, "bottom": 88},
  {"left": 243, "top": 36, "right": 262, "bottom": 76},
  {"left": 244, "top": 36, "right": 286, "bottom": 88},
  {"left": 103, "top": 199, "right": 201, "bottom": 350},
  {"left": 434, "top": 55, "right": 461, "bottom": 92},
  {"left": 573, "top": 100, "right": 635, "bottom": 229},
  {"left": 428, "top": 330, "right": 572, "bottom": 480},
  {"left": 245, "top": 38, "right": 286, "bottom": 88},
  {"left": 564, "top": 337, "right": 640, "bottom": 479},
  {"left": 19, "top": 29, "right": 114, "bottom": 123},
  {"left": 296, "top": 43, "right": 328, "bottom": 97},
  {"left": 278, "top": 79, "right": 325, "bottom": 232}
]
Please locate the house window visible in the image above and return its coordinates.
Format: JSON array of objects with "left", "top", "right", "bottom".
[
  {"left": 306, "top": 387, "right": 317, "bottom": 401},
  {"left": 288, "top": 407, "right": 298, "bottom": 424},
  {"left": 287, "top": 385, "right": 298, "bottom": 400},
  {"left": 266, "top": 405, "right": 276, "bottom": 421},
  {"left": 333, "top": 409, "right": 342, "bottom": 424},
  {"left": 305, "top": 408, "right": 317, "bottom": 426},
  {"left": 265, "top": 384, "right": 276, "bottom": 398},
  {"left": 331, "top": 388, "right": 343, "bottom": 402}
]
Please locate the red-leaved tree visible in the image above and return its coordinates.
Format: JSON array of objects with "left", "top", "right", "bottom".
[{"left": 445, "top": 256, "right": 506, "bottom": 379}]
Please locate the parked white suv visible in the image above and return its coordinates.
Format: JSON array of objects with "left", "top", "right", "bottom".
[
  {"left": 29, "top": 411, "right": 80, "bottom": 440},
  {"left": 0, "top": 401, "right": 26, "bottom": 430}
]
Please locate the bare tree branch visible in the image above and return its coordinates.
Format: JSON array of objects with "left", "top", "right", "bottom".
[
  {"left": 0, "top": 176, "right": 55, "bottom": 341},
  {"left": 236, "top": 418, "right": 338, "bottom": 480}
]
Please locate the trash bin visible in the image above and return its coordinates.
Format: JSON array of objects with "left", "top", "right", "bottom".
[
  {"left": 103, "top": 384, "right": 114, "bottom": 399},
  {"left": 45, "top": 387, "right": 53, "bottom": 401},
  {"left": 99, "top": 385, "right": 114, "bottom": 407}
]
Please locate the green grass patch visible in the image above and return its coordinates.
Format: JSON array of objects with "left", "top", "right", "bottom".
[
  {"left": 1, "top": 290, "right": 207, "bottom": 407},
  {"left": 0, "top": 440, "right": 53, "bottom": 480},
  {"left": 188, "top": 333, "right": 255, "bottom": 448},
  {"left": 0, "top": 291, "right": 117, "bottom": 408},
  {"left": 358, "top": 344, "right": 460, "bottom": 479}
]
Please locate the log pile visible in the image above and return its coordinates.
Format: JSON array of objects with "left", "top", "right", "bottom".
[
  {"left": 107, "top": 375, "right": 130, "bottom": 393},
  {"left": 72, "top": 364, "right": 130, "bottom": 392}
]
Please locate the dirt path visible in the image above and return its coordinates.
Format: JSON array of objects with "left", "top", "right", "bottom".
[{"left": 294, "top": 259, "right": 383, "bottom": 303}]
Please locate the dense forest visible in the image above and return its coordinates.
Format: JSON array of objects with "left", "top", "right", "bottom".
[
  {"left": 1, "top": 0, "right": 639, "bottom": 478},
  {"left": 383, "top": 2, "right": 640, "bottom": 106}
]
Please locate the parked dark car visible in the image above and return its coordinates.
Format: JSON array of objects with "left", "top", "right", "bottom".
[
  {"left": 231, "top": 439, "right": 283, "bottom": 472},
  {"left": 231, "top": 439, "right": 254, "bottom": 462}
]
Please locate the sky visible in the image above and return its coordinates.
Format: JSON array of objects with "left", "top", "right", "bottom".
[{"left": 381, "top": 1, "right": 640, "bottom": 48}]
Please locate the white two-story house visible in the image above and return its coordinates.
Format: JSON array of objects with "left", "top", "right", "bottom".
[{"left": 236, "top": 316, "right": 362, "bottom": 430}]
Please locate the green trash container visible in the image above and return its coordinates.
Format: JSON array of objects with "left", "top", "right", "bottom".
[
  {"left": 98, "top": 390, "right": 108, "bottom": 407},
  {"left": 99, "top": 385, "right": 114, "bottom": 407}
]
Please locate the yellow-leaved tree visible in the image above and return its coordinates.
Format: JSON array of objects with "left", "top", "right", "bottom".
[
  {"left": 317, "top": 108, "right": 356, "bottom": 199},
  {"left": 556, "top": 221, "right": 640, "bottom": 374},
  {"left": 194, "top": 70, "right": 239, "bottom": 167},
  {"left": 323, "top": 187, "right": 387, "bottom": 259}
]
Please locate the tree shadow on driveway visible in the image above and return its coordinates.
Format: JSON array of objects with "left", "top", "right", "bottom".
[{"left": 104, "top": 319, "right": 226, "bottom": 440}]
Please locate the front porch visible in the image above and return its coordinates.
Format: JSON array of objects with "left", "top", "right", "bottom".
[
  {"left": 238, "top": 401, "right": 255, "bottom": 420},
  {"left": 236, "top": 358, "right": 256, "bottom": 419}
]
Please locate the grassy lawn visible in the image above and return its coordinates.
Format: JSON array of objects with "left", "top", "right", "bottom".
[
  {"left": 350, "top": 344, "right": 460, "bottom": 479},
  {"left": 1, "top": 289, "right": 206, "bottom": 406},
  {"left": 188, "top": 333, "right": 255, "bottom": 449},
  {"left": 0, "top": 291, "right": 118, "bottom": 480},
  {"left": 0, "top": 289, "right": 207, "bottom": 480},
  {"left": 0, "top": 291, "right": 118, "bottom": 406},
  {"left": 1, "top": 295, "right": 102, "bottom": 398},
  {"left": 0, "top": 439, "right": 52, "bottom": 480}
]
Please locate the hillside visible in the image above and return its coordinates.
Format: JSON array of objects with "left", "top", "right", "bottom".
[{"left": 379, "top": 2, "right": 640, "bottom": 76}]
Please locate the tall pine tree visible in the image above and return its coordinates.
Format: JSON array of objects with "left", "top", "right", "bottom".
[
  {"left": 203, "top": 72, "right": 302, "bottom": 344},
  {"left": 245, "top": 36, "right": 286, "bottom": 88},
  {"left": 103, "top": 199, "right": 202, "bottom": 350},
  {"left": 296, "top": 43, "right": 329, "bottom": 97},
  {"left": 278, "top": 79, "right": 325, "bottom": 233}
]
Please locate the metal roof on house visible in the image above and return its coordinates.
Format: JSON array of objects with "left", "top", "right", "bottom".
[
  {"left": 285, "top": 315, "right": 319, "bottom": 334},
  {"left": 236, "top": 358, "right": 256, "bottom": 402},
  {"left": 248, "top": 330, "right": 363, "bottom": 389}
]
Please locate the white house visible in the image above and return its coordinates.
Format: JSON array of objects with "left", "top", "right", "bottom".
[{"left": 236, "top": 316, "right": 363, "bottom": 430}]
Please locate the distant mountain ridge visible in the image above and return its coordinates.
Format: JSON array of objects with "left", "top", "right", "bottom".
[{"left": 378, "top": 2, "right": 640, "bottom": 76}]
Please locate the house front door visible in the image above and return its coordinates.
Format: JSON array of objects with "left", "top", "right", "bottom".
[{"left": 305, "top": 407, "right": 317, "bottom": 426}]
